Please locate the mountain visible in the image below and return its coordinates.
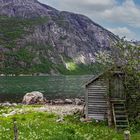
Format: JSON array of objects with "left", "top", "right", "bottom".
[
  {"left": 0, "top": 0, "right": 118, "bottom": 75},
  {"left": 133, "top": 41, "right": 140, "bottom": 46}
]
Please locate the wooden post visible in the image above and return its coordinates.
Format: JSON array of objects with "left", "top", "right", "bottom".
[
  {"left": 13, "top": 118, "right": 18, "bottom": 140},
  {"left": 124, "top": 130, "right": 131, "bottom": 140},
  {"left": 107, "top": 96, "right": 113, "bottom": 127}
]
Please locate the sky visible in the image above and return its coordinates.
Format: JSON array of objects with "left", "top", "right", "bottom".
[{"left": 38, "top": 0, "right": 140, "bottom": 41}]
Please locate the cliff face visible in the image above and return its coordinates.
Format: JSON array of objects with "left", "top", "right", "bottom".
[{"left": 0, "top": 0, "right": 118, "bottom": 75}]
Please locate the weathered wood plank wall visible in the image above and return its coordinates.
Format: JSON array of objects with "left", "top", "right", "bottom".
[{"left": 86, "top": 79, "right": 108, "bottom": 120}]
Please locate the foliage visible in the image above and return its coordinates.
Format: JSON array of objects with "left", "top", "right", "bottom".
[
  {"left": 0, "top": 16, "right": 49, "bottom": 75},
  {"left": 0, "top": 105, "right": 140, "bottom": 140},
  {"left": 129, "top": 118, "right": 140, "bottom": 133},
  {"left": 0, "top": 106, "right": 126, "bottom": 140},
  {"left": 0, "top": 16, "right": 48, "bottom": 46},
  {"left": 96, "top": 38, "right": 140, "bottom": 118},
  {"left": 55, "top": 62, "right": 105, "bottom": 75}
]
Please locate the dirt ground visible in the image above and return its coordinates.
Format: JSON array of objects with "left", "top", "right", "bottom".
[{"left": 35, "top": 105, "right": 84, "bottom": 116}]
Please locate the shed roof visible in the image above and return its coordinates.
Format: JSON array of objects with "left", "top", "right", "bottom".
[
  {"left": 84, "top": 72, "right": 104, "bottom": 87},
  {"left": 84, "top": 67, "right": 124, "bottom": 87}
]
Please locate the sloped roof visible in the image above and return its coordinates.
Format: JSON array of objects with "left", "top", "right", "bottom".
[
  {"left": 84, "top": 67, "right": 124, "bottom": 87},
  {"left": 84, "top": 72, "right": 104, "bottom": 87}
]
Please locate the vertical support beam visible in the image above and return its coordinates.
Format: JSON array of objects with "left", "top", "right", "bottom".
[
  {"left": 13, "top": 118, "right": 18, "bottom": 140},
  {"left": 107, "top": 96, "right": 113, "bottom": 127},
  {"left": 107, "top": 78, "right": 113, "bottom": 127},
  {"left": 85, "top": 87, "right": 88, "bottom": 118}
]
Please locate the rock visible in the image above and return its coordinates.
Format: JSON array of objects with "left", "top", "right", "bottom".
[
  {"left": 84, "top": 118, "right": 93, "bottom": 122},
  {"left": 0, "top": 0, "right": 118, "bottom": 75},
  {"left": 75, "top": 98, "right": 83, "bottom": 105},
  {"left": 22, "top": 91, "right": 45, "bottom": 105},
  {"left": 9, "top": 110, "right": 17, "bottom": 116},
  {"left": 12, "top": 103, "right": 18, "bottom": 106},
  {"left": 53, "top": 99, "right": 65, "bottom": 105},
  {"left": 56, "top": 117, "right": 64, "bottom": 123},
  {"left": 45, "top": 99, "right": 50, "bottom": 104},
  {"left": 80, "top": 117, "right": 93, "bottom": 122},
  {"left": 2, "top": 113, "right": 9, "bottom": 117},
  {"left": 2, "top": 110, "right": 16, "bottom": 117},
  {"left": 80, "top": 118, "right": 85, "bottom": 122},
  {"left": 2, "top": 102, "right": 12, "bottom": 107},
  {"left": 65, "top": 99, "right": 73, "bottom": 104}
]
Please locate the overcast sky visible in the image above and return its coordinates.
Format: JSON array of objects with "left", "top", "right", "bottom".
[{"left": 38, "top": 0, "right": 140, "bottom": 41}]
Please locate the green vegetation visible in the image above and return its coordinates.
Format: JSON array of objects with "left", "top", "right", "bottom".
[
  {"left": 55, "top": 62, "right": 105, "bottom": 75},
  {"left": 0, "top": 16, "right": 48, "bottom": 46},
  {"left": 0, "top": 106, "right": 140, "bottom": 140},
  {"left": 0, "top": 75, "right": 91, "bottom": 102},
  {"left": 0, "top": 15, "right": 105, "bottom": 75},
  {"left": 96, "top": 39, "right": 140, "bottom": 119},
  {"left": 0, "top": 16, "right": 50, "bottom": 75},
  {"left": 53, "top": 54, "right": 105, "bottom": 75}
]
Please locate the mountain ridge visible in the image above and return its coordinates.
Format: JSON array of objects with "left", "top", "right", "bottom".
[{"left": 0, "top": 0, "right": 118, "bottom": 75}]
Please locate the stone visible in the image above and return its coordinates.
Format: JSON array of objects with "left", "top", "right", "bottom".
[
  {"left": 0, "top": 0, "right": 118, "bottom": 75},
  {"left": 2, "top": 102, "right": 12, "bottom": 107},
  {"left": 53, "top": 99, "right": 65, "bottom": 105},
  {"left": 9, "top": 110, "right": 17, "bottom": 116},
  {"left": 2, "top": 110, "right": 16, "bottom": 117},
  {"left": 22, "top": 91, "right": 45, "bottom": 105},
  {"left": 65, "top": 99, "right": 73, "bottom": 104},
  {"left": 56, "top": 117, "right": 64, "bottom": 123},
  {"left": 12, "top": 103, "right": 18, "bottom": 106},
  {"left": 75, "top": 98, "right": 83, "bottom": 105}
]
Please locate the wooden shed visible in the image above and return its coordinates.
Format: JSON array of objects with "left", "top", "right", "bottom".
[{"left": 84, "top": 68, "right": 129, "bottom": 129}]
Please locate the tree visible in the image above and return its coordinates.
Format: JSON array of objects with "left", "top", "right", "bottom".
[{"left": 96, "top": 38, "right": 140, "bottom": 118}]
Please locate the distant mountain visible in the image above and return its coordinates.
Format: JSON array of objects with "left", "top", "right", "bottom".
[
  {"left": 0, "top": 0, "right": 119, "bottom": 75},
  {"left": 133, "top": 41, "right": 140, "bottom": 46}
]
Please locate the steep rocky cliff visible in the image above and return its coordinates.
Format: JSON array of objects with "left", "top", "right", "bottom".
[{"left": 0, "top": 0, "right": 118, "bottom": 75}]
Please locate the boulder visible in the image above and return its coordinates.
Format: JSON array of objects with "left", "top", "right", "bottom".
[
  {"left": 53, "top": 99, "right": 65, "bottom": 105},
  {"left": 22, "top": 91, "right": 45, "bottom": 105},
  {"left": 65, "top": 99, "right": 73, "bottom": 104},
  {"left": 12, "top": 103, "right": 18, "bottom": 106},
  {"left": 2, "top": 102, "right": 12, "bottom": 107},
  {"left": 75, "top": 98, "right": 83, "bottom": 105}
]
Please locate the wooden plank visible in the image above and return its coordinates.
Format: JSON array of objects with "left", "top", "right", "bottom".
[
  {"left": 88, "top": 101, "right": 107, "bottom": 104},
  {"left": 88, "top": 100, "right": 107, "bottom": 103},
  {"left": 88, "top": 84, "right": 107, "bottom": 87},
  {"left": 88, "top": 88, "right": 106, "bottom": 90},
  {"left": 88, "top": 89, "right": 107, "bottom": 91},
  {"left": 88, "top": 104, "right": 107, "bottom": 107},
  {"left": 88, "top": 100, "right": 106, "bottom": 103},
  {"left": 88, "top": 95, "right": 106, "bottom": 98},
  {"left": 87, "top": 115, "right": 105, "bottom": 120},
  {"left": 88, "top": 111, "right": 106, "bottom": 114},
  {"left": 88, "top": 91, "right": 106, "bottom": 93},
  {"left": 88, "top": 107, "right": 107, "bottom": 110},
  {"left": 88, "top": 93, "right": 106, "bottom": 95},
  {"left": 88, "top": 92, "right": 106, "bottom": 95},
  {"left": 88, "top": 110, "right": 106, "bottom": 112}
]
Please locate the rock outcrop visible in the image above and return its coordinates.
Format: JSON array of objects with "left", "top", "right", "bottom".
[
  {"left": 0, "top": 0, "right": 119, "bottom": 74},
  {"left": 22, "top": 91, "right": 45, "bottom": 104}
]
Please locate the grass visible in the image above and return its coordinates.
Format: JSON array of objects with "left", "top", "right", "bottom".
[
  {"left": 0, "top": 106, "right": 126, "bottom": 140},
  {"left": 0, "top": 106, "right": 140, "bottom": 140}
]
